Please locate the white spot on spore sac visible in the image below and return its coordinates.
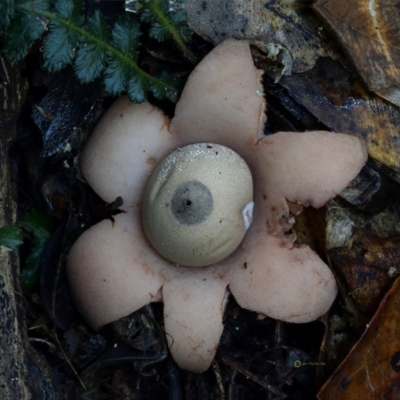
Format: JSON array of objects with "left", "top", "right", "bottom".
[{"left": 242, "top": 201, "right": 254, "bottom": 230}]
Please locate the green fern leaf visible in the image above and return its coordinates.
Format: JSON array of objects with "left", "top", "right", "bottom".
[
  {"left": 0, "top": 0, "right": 14, "bottom": 33},
  {"left": 2, "top": 0, "right": 48, "bottom": 61},
  {"left": 111, "top": 13, "right": 141, "bottom": 56},
  {"left": 103, "top": 58, "right": 131, "bottom": 96},
  {"left": 147, "top": 70, "right": 181, "bottom": 102},
  {"left": 148, "top": 79, "right": 166, "bottom": 99},
  {"left": 103, "top": 14, "right": 142, "bottom": 96},
  {"left": 140, "top": 8, "right": 156, "bottom": 24},
  {"left": 42, "top": 0, "right": 83, "bottom": 71},
  {"left": 1, "top": 0, "right": 182, "bottom": 102},
  {"left": 157, "top": 70, "right": 182, "bottom": 102},
  {"left": 149, "top": 22, "right": 170, "bottom": 42},
  {"left": 19, "top": 209, "right": 54, "bottom": 290},
  {"left": 128, "top": 75, "right": 148, "bottom": 103},
  {"left": 139, "top": 0, "right": 195, "bottom": 63},
  {"left": 74, "top": 11, "right": 109, "bottom": 82},
  {"left": 16, "top": 0, "right": 48, "bottom": 13},
  {"left": 53, "top": 0, "right": 80, "bottom": 18},
  {"left": 170, "top": 9, "right": 193, "bottom": 42}
]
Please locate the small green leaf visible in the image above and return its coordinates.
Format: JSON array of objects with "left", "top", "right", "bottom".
[
  {"left": 170, "top": 8, "right": 186, "bottom": 23},
  {"left": 140, "top": 9, "right": 156, "bottom": 24},
  {"left": 138, "top": 0, "right": 195, "bottom": 63},
  {"left": 104, "top": 14, "right": 142, "bottom": 97},
  {"left": 16, "top": 0, "right": 49, "bottom": 11},
  {"left": 42, "top": 0, "right": 83, "bottom": 71},
  {"left": 2, "top": 8, "right": 47, "bottom": 60},
  {"left": 19, "top": 208, "right": 54, "bottom": 236},
  {"left": 170, "top": 9, "right": 193, "bottom": 42},
  {"left": 53, "top": 0, "right": 81, "bottom": 18},
  {"left": 0, "top": 0, "right": 14, "bottom": 34},
  {"left": 42, "top": 21, "right": 79, "bottom": 71},
  {"left": 19, "top": 209, "right": 54, "bottom": 290},
  {"left": 157, "top": 70, "right": 182, "bottom": 102},
  {"left": 74, "top": 11, "right": 109, "bottom": 82},
  {"left": 111, "top": 13, "right": 141, "bottom": 55},
  {"left": 128, "top": 75, "right": 148, "bottom": 103},
  {"left": 0, "top": 225, "right": 23, "bottom": 250},
  {"left": 103, "top": 58, "right": 130, "bottom": 96},
  {"left": 149, "top": 79, "right": 166, "bottom": 99},
  {"left": 149, "top": 22, "right": 170, "bottom": 42}
]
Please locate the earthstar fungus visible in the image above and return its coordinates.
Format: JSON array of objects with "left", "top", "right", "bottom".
[{"left": 67, "top": 39, "right": 368, "bottom": 372}]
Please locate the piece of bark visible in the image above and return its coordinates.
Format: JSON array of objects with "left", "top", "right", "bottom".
[{"left": 0, "top": 58, "right": 53, "bottom": 398}]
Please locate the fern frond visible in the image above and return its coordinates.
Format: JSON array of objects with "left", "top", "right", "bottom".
[
  {"left": 74, "top": 11, "right": 109, "bottom": 82},
  {"left": 0, "top": 0, "right": 189, "bottom": 102},
  {"left": 41, "top": 0, "right": 83, "bottom": 71},
  {"left": 0, "top": 0, "right": 15, "bottom": 34},
  {"left": 2, "top": 0, "right": 48, "bottom": 60},
  {"left": 139, "top": 0, "right": 196, "bottom": 63}
]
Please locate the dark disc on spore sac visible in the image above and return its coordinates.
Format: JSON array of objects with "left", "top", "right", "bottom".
[{"left": 171, "top": 180, "right": 213, "bottom": 226}]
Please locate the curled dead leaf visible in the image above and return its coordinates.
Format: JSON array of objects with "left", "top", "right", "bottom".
[
  {"left": 318, "top": 276, "right": 400, "bottom": 399},
  {"left": 314, "top": 0, "right": 400, "bottom": 106}
]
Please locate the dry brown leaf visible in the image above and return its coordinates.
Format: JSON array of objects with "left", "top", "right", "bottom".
[
  {"left": 314, "top": 0, "right": 400, "bottom": 92},
  {"left": 318, "top": 276, "right": 400, "bottom": 399},
  {"left": 184, "top": 0, "right": 338, "bottom": 75},
  {"left": 330, "top": 234, "right": 400, "bottom": 312},
  {"left": 278, "top": 58, "right": 400, "bottom": 175}
]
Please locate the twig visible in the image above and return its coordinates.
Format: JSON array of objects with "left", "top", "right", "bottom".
[{"left": 220, "top": 356, "right": 286, "bottom": 398}]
